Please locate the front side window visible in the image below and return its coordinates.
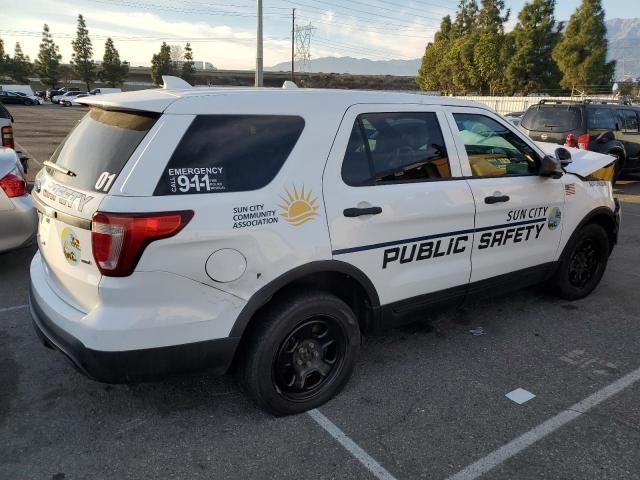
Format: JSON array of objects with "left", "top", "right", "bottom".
[
  {"left": 341, "top": 112, "right": 450, "bottom": 186},
  {"left": 588, "top": 108, "right": 616, "bottom": 130},
  {"left": 620, "top": 110, "right": 640, "bottom": 132},
  {"left": 155, "top": 115, "right": 305, "bottom": 195},
  {"left": 453, "top": 113, "right": 539, "bottom": 177}
]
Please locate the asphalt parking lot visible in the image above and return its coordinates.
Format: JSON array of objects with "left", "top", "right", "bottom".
[{"left": 2, "top": 104, "right": 640, "bottom": 480}]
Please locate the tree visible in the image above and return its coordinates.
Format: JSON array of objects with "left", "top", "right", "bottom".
[
  {"left": 0, "top": 36, "right": 8, "bottom": 78},
  {"left": 9, "top": 42, "right": 32, "bottom": 84},
  {"left": 71, "top": 14, "right": 96, "bottom": 91},
  {"left": 150, "top": 42, "right": 175, "bottom": 85},
  {"left": 552, "top": 0, "right": 616, "bottom": 93},
  {"left": 99, "top": 38, "right": 129, "bottom": 86},
  {"left": 417, "top": 16, "right": 455, "bottom": 94},
  {"left": 34, "top": 24, "right": 62, "bottom": 89},
  {"left": 505, "top": 0, "right": 562, "bottom": 95},
  {"left": 181, "top": 42, "right": 196, "bottom": 85},
  {"left": 473, "top": 0, "right": 510, "bottom": 95}
]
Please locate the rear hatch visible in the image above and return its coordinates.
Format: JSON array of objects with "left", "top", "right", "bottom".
[
  {"left": 521, "top": 104, "right": 585, "bottom": 144},
  {"left": 33, "top": 108, "right": 159, "bottom": 312}
]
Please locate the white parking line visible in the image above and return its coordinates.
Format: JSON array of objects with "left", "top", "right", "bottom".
[
  {"left": 446, "top": 365, "right": 640, "bottom": 480},
  {"left": 308, "top": 409, "right": 398, "bottom": 480},
  {"left": 0, "top": 304, "right": 29, "bottom": 313}
]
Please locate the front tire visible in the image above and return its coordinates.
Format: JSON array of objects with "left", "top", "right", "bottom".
[
  {"left": 237, "top": 291, "right": 360, "bottom": 416},
  {"left": 551, "top": 223, "right": 609, "bottom": 300}
]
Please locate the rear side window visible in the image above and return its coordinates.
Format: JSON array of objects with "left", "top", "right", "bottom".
[
  {"left": 154, "top": 115, "right": 305, "bottom": 195},
  {"left": 521, "top": 105, "right": 582, "bottom": 132},
  {"left": 341, "top": 112, "right": 450, "bottom": 186},
  {"left": 620, "top": 110, "right": 640, "bottom": 132},
  {"left": 48, "top": 108, "right": 158, "bottom": 193},
  {"left": 588, "top": 108, "right": 616, "bottom": 130}
]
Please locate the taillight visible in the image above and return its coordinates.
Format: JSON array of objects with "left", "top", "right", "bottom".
[
  {"left": 564, "top": 133, "right": 577, "bottom": 148},
  {"left": 0, "top": 169, "right": 27, "bottom": 198},
  {"left": 91, "top": 211, "right": 193, "bottom": 277},
  {"left": 1, "top": 126, "right": 14, "bottom": 149},
  {"left": 577, "top": 131, "right": 590, "bottom": 150}
]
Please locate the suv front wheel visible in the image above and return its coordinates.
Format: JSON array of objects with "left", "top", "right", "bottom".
[
  {"left": 551, "top": 223, "right": 610, "bottom": 300},
  {"left": 238, "top": 290, "right": 360, "bottom": 416}
]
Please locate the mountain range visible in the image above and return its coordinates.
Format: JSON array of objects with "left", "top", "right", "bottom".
[{"left": 268, "top": 18, "right": 640, "bottom": 80}]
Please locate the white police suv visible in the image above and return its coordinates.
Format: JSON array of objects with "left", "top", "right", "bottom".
[{"left": 30, "top": 78, "right": 620, "bottom": 415}]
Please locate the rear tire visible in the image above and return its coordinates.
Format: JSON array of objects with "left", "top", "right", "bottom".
[
  {"left": 551, "top": 223, "right": 609, "bottom": 300},
  {"left": 611, "top": 151, "right": 625, "bottom": 185},
  {"left": 237, "top": 290, "right": 360, "bottom": 416}
]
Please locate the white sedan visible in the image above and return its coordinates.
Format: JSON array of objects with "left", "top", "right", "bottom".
[{"left": 60, "top": 93, "right": 90, "bottom": 107}]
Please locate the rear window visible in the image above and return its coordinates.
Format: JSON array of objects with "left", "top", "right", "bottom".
[
  {"left": 48, "top": 108, "right": 158, "bottom": 193},
  {"left": 154, "top": 115, "right": 305, "bottom": 195},
  {"left": 521, "top": 105, "right": 583, "bottom": 132}
]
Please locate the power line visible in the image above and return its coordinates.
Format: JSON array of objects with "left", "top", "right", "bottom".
[{"left": 299, "top": 0, "right": 450, "bottom": 23}]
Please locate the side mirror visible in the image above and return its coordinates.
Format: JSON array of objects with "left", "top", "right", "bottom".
[
  {"left": 539, "top": 155, "right": 563, "bottom": 179},
  {"left": 554, "top": 147, "right": 572, "bottom": 165}
]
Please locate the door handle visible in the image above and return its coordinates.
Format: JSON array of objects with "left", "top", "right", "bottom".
[
  {"left": 484, "top": 195, "right": 510, "bottom": 204},
  {"left": 343, "top": 206, "right": 382, "bottom": 217}
]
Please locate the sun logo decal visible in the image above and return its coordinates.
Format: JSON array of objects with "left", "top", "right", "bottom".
[{"left": 279, "top": 185, "right": 320, "bottom": 227}]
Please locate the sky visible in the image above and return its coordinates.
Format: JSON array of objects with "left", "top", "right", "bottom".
[{"left": 0, "top": 0, "right": 635, "bottom": 70}]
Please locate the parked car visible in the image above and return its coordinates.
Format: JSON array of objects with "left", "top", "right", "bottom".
[
  {"left": 0, "top": 84, "right": 34, "bottom": 96},
  {"left": 52, "top": 90, "right": 86, "bottom": 105},
  {"left": 0, "top": 91, "right": 38, "bottom": 105},
  {"left": 61, "top": 92, "right": 90, "bottom": 107},
  {"left": 0, "top": 102, "right": 28, "bottom": 173},
  {"left": 48, "top": 87, "right": 81, "bottom": 102},
  {"left": 90, "top": 87, "right": 122, "bottom": 95},
  {"left": 30, "top": 78, "right": 619, "bottom": 415},
  {"left": 11, "top": 91, "right": 44, "bottom": 105},
  {"left": 0, "top": 147, "right": 37, "bottom": 253},
  {"left": 520, "top": 99, "right": 640, "bottom": 179}
]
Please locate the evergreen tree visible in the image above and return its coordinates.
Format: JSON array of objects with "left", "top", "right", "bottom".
[
  {"left": 71, "top": 14, "right": 96, "bottom": 91},
  {"left": 506, "top": 0, "right": 562, "bottom": 94},
  {"left": 0, "top": 36, "right": 8, "bottom": 78},
  {"left": 417, "top": 16, "right": 455, "bottom": 94},
  {"left": 99, "top": 38, "right": 129, "bottom": 86},
  {"left": 181, "top": 43, "right": 196, "bottom": 85},
  {"left": 34, "top": 24, "right": 62, "bottom": 88},
  {"left": 473, "top": 0, "right": 510, "bottom": 95},
  {"left": 150, "top": 42, "right": 175, "bottom": 85},
  {"left": 9, "top": 42, "right": 32, "bottom": 84},
  {"left": 552, "top": 0, "right": 616, "bottom": 93}
]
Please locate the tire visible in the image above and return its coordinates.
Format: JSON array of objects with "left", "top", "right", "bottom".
[
  {"left": 64, "top": 101, "right": 71, "bottom": 107},
  {"left": 551, "top": 223, "right": 610, "bottom": 300},
  {"left": 237, "top": 290, "right": 360, "bottom": 416},
  {"left": 23, "top": 99, "right": 32, "bottom": 105}
]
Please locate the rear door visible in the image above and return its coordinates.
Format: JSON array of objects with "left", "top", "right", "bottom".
[
  {"left": 323, "top": 104, "right": 475, "bottom": 312},
  {"left": 33, "top": 108, "right": 159, "bottom": 312},
  {"left": 445, "top": 107, "right": 565, "bottom": 290}
]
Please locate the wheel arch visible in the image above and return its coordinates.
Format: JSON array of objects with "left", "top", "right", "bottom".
[
  {"left": 229, "top": 261, "right": 381, "bottom": 342},
  {"left": 561, "top": 206, "right": 618, "bottom": 259}
]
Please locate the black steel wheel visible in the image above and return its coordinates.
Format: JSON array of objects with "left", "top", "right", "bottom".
[
  {"left": 238, "top": 290, "right": 360, "bottom": 416},
  {"left": 552, "top": 223, "right": 609, "bottom": 300}
]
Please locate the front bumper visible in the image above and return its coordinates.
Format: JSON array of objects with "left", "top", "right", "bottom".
[{"left": 30, "top": 283, "right": 240, "bottom": 383}]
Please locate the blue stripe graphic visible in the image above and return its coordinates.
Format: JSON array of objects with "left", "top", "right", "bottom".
[{"left": 332, "top": 217, "right": 546, "bottom": 255}]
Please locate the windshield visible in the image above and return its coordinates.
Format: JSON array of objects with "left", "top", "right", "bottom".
[
  {"left": 521, "top": 105, "right": 583, "bottom": 132},
  {"left": 48, "top": 108, "right": 158, "bottom": 193}
]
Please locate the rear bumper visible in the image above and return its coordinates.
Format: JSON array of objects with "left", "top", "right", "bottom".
[{"left": 30, "top": 282, "right": 240, "bottom": 383}]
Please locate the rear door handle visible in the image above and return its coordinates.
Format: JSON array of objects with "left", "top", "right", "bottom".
[
  {"left": 343, "top": 206, "right": 382, "bottom": 217},
  {"left": 484, "top": 195, "right": 510, "bottom": 204}
]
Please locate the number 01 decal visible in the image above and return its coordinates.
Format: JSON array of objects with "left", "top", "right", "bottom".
[{"left": 95, "top": 171, "right": 116, "bottom": 192}]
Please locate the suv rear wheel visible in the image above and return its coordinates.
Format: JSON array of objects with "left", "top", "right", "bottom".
[
  {"left": 610, "top": 151, "right": 625, "bottom": 184},
  {"left": 237, "top": 291, "right": 360, "bottom": 416},
  {"left": 551, "top": 223, "right": 609, "bottom": 300}
]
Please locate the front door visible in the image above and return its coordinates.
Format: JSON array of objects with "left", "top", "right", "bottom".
[
  {"left": 323, "top": 104, "right": 476, "bottom": 314},
  {"left": 445, "top": 108, "right": 565, "bottom": 290}
]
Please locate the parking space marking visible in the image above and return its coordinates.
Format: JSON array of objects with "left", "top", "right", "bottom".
[
  {"left": 0, "top": 304, "right": 29, "bottom": 313},
  {"left": 446, "top": 365, "right": 640, "bottom": 480},
  {"left": 308, "top": 409, "right": 398, "bottom": 480}
]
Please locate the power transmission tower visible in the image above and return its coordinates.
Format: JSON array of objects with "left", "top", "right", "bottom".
[
  {"left": 291, "top": 8, "right": 295, "bottom": 81},
  {"left": 295, "top": 22, "right": 315, "bottom": 73},
  {"left": 255, "top": 0, "right": 263, "bottom": 87}
]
